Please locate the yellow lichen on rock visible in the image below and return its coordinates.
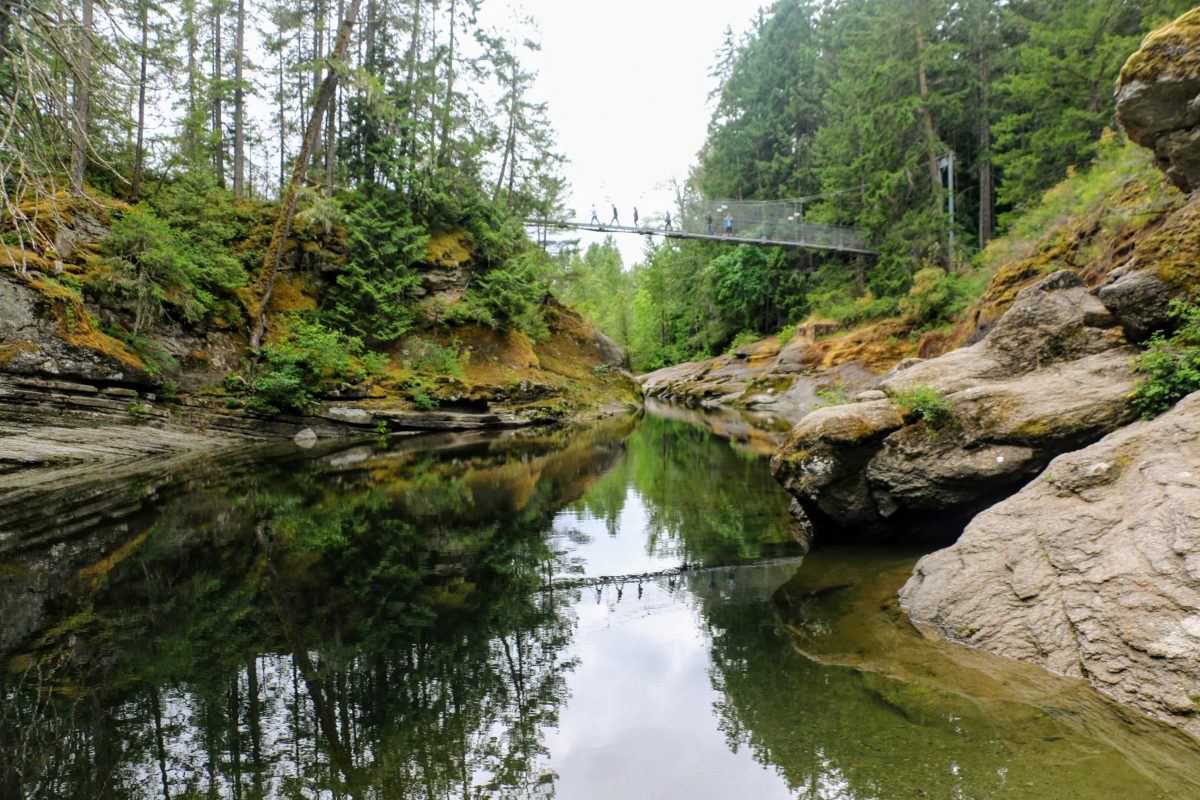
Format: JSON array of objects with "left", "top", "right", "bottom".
[
  {"left": 1119, "top": 8, "right": 1200, "bottom": 85},
  {"left": 425, "top": 231, "right": 472, "bottom": 267}
]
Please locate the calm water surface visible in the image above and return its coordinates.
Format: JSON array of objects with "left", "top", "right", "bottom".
[{"left": 2, "top": 409, "right": 1199, "bottom": 799}]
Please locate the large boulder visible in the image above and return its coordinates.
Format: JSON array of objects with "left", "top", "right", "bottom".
[
  {"left": 1116, "top": 8, "right": 1200, "bottom": 194},
  {"left": 771, "top": 271, "right": 1138, "bottom": 535},
  {"left": 900, "top": 391, "right": 1200, "bottom": 737}
]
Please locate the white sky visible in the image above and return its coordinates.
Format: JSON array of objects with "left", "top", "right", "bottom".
[{"left": 483, "top": 0, "right": 768, "bottom": 265}]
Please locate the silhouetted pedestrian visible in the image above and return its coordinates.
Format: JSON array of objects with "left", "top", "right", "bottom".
[
  {"left": 590, "top": 205, "right": 600, "bottom": 225},
  {"left": 706, "top": 211, "right": 714, "bottom": 235},
  {"left": 664, "top": 212, "right": 672, "bottom": 230},
  {"left": 633, "top": 207, "right": 639, "bottom": 227},
  {"left": 610, "top": 204, "right": 620, "bottom": 226}
]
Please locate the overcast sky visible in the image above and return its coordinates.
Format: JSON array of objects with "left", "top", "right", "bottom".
[{"left": 481, "top": 0, "right": 768, "bottom": 265}]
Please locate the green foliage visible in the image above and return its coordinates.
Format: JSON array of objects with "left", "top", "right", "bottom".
[
  {"left": 251, "top": 316, "right": 384, "bottom": 415},
  {"left": 97, "top": 207, "right": 203, "bottom": 332},
  {"left": 710, "top": 246, "right": 778, "bottom": 332},
  {"left": 978, "top": 136, "right": 1173, "bottom": 273},
  {"left": 890, "top": 384, "right": 954, "bottom": 428},
  {"left": 555, "top": 238, "right": 634, "bottom": 346},
  {"left": 777, "top": 323, "right": 797, "bottom": 344},
  {"left": 898, "top": 267, "right": 972, "bottom": 328},
  {"left": 324, "top": 190, "right": 427, "bottom": 346},
  {"left": 127, "top": 399, "right": 150, "bottom": 422},
  {"left": 95, "top": 176, "right": 250, "bottom": 334},
  {"left": 1130, "top": 300, "right": 1200, "bottom": 418},
  {"left": 448, "top": 251, "right": 550, "bottom": 340},
  {"left": 401, "top": 339, "right": 468, "bottom": 376},
  {"left": 816, "top": 383, "right": 852, "bottom": 408},
  {"left": 726, "top": 330, "right": 761, "bottom": 353}
]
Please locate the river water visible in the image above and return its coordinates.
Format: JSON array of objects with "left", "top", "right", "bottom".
[{"left": 2, "top": 408, "right": 1200, "bottom": 799}]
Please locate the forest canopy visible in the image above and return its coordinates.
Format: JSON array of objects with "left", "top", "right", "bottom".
[{"left": 557, "top": 0, "right": 1192, "bottom": 372}]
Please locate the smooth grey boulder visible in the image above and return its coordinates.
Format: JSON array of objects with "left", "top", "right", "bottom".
[
  {"left": 1096, "top": 263, "right": 1175, "bottom": 342},
  {"left": 901, "top": 391, "right": 1200, "bottom": 737}
]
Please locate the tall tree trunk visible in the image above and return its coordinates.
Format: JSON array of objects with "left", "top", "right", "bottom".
[
  {"left": 233, "top": 0, "right": 246, "bottom": 196},
  {"left": 324, "top": 0, "right": 340, "bottom": 196},
  {"left": 976, "top": 20, "right": 993, "bottom": 246},
  {"left": 69, "top": 0, "right": 94, "bottom": 196},
  {"left": 493, "top": 61, "right": 517, "bottom": 205},
  {"left": 277, "top": 29, "right": 286, "bottom": 191},
  {"left": 213, "top": 1, "right": 225, "bottom": 186},
  {"left": 251, "top": 0, "right": 364, "bottom": 351},
  {"left": 403, "top": 0, "right": 423, "bottom": 166},
  {"left": 362, "top": 0, "right": 378, "bottom": 184},
  {"left": 184, "top": 0, "right": 199, "bottom": 158},
  {"left": 437, "top": 0, "right": 456, "bottom": 167},
  {"left": 132, "top": 0, "right": 149, "bottom": 195},
  {"left": 915, "top": 21, "right": 940, "bottom": 200}
]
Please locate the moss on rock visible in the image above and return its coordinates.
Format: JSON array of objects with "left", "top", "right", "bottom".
[{"left": 1119, "top": 8, "right": 1200, "bottom": 86}]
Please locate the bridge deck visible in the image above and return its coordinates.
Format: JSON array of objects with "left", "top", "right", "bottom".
[{"left": 529, "top": 220, "right": 876, "bottom": 255}]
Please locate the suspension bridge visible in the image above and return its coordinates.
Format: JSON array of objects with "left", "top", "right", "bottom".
[{"left": 528, "top": 196, "right": 876, "bottom": 256}]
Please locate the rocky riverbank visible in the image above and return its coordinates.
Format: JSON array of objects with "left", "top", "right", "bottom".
[{"left": 765, "top": 8, "right": 1200, "bottom": 737}]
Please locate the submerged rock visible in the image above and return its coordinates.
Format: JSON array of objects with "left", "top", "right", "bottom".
[
  {"left": 900, "top": 391, "right": 1200, "bottom": 737},
  {"left": 770, "top": 270, "right": 1138, "bottom": 536}
]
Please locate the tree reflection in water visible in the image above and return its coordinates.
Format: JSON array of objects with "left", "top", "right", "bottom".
[
  {"left": 0, "top": 417, "right": 638, "bottom": 800},
  {"left": 5, "top": 409, "right": 1196, "bottom": 800}
]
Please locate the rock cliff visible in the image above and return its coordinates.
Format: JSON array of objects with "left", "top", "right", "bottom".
[
  {"left": 770, "top": 270, "right": 1139, "bottom": 536},
  {"left": 900, "top": 391, "right": 1200, "bottom": 736},
  {"left": 892, "top": 9, "right": 1200, "bottom": 737}
]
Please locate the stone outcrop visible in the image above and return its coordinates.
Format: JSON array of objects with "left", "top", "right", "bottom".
[
  {"left": 639, "top": 334, "right": 878, "bottom": 424},
  {"left": 1116, "top": 8, "right": 1200, "bottom": 194},
  {"left": 900, "top": 391, "right": 1200, "bottom": 737},
  {"left": 0, "top": 273, "right": 151, "bottom": 385},
  {"left": 771, "top": 270, "right": 1139, "bottom": 535}
]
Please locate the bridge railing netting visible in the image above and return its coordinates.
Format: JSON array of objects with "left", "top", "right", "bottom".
[{"left": 680, "top": 199, "right": 868, "bottom": 250}]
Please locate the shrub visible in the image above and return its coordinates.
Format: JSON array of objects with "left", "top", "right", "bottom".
[
  {"left": 899, "top": 267, "right": 970, "bottom": 328},
  {"left": 97, "top": 196, "right": 247, "bottom": 333},
  {"left": 97, "top": 207, "right": 199, "bottom": 332},
  {"left": 323, "top": 191, "right": 427, "bottom": 346},
  {"left": 251, "top": 316, "right": 383, "bottom": 415},
  {"left": 447, "top": 251, "right": 550, "bottom": 340},
  {"left": 890, "top": 384, "right": 953, "bottom": 428},
  {"left": 1130, "top": 300, "right": 1200, "bottom": 418},
  {"left": 400, "top": 339, "right": 468, "bottom": 376},
  {"left": 726, "top": 330, "right": 761, "bottom": 352},
  {"left": 816, "top": 383, "right": 852, "bottom": 407}
]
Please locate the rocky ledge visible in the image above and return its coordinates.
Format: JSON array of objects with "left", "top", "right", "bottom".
[
  {"left": 638, "top": 324, "right": 880, "bottom": 424},
  {"left": 900, "top": 391, "right": 1200, "bottom": 736},
  {"left": 770, "top": 270, "right": 1140, "bottom": 536}
]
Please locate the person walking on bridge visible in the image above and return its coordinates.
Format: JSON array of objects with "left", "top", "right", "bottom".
[
  {"left": 724, "top": 213, "right": 733, "bottom": 236},
  {"left": 664, "top": 212, "right": 673, "bottom": 231},
  {"left": 610, "top": 204, "right": 620, "bottom": 226},
  {"left": 633, "top": 207, "right": 640, "bottom": 228},
  {"left": 706, "top": 211, "right": 714, "bottom": 235},
  {"left": 590, "top": 205, "right": 600, "bottom": 225}
]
